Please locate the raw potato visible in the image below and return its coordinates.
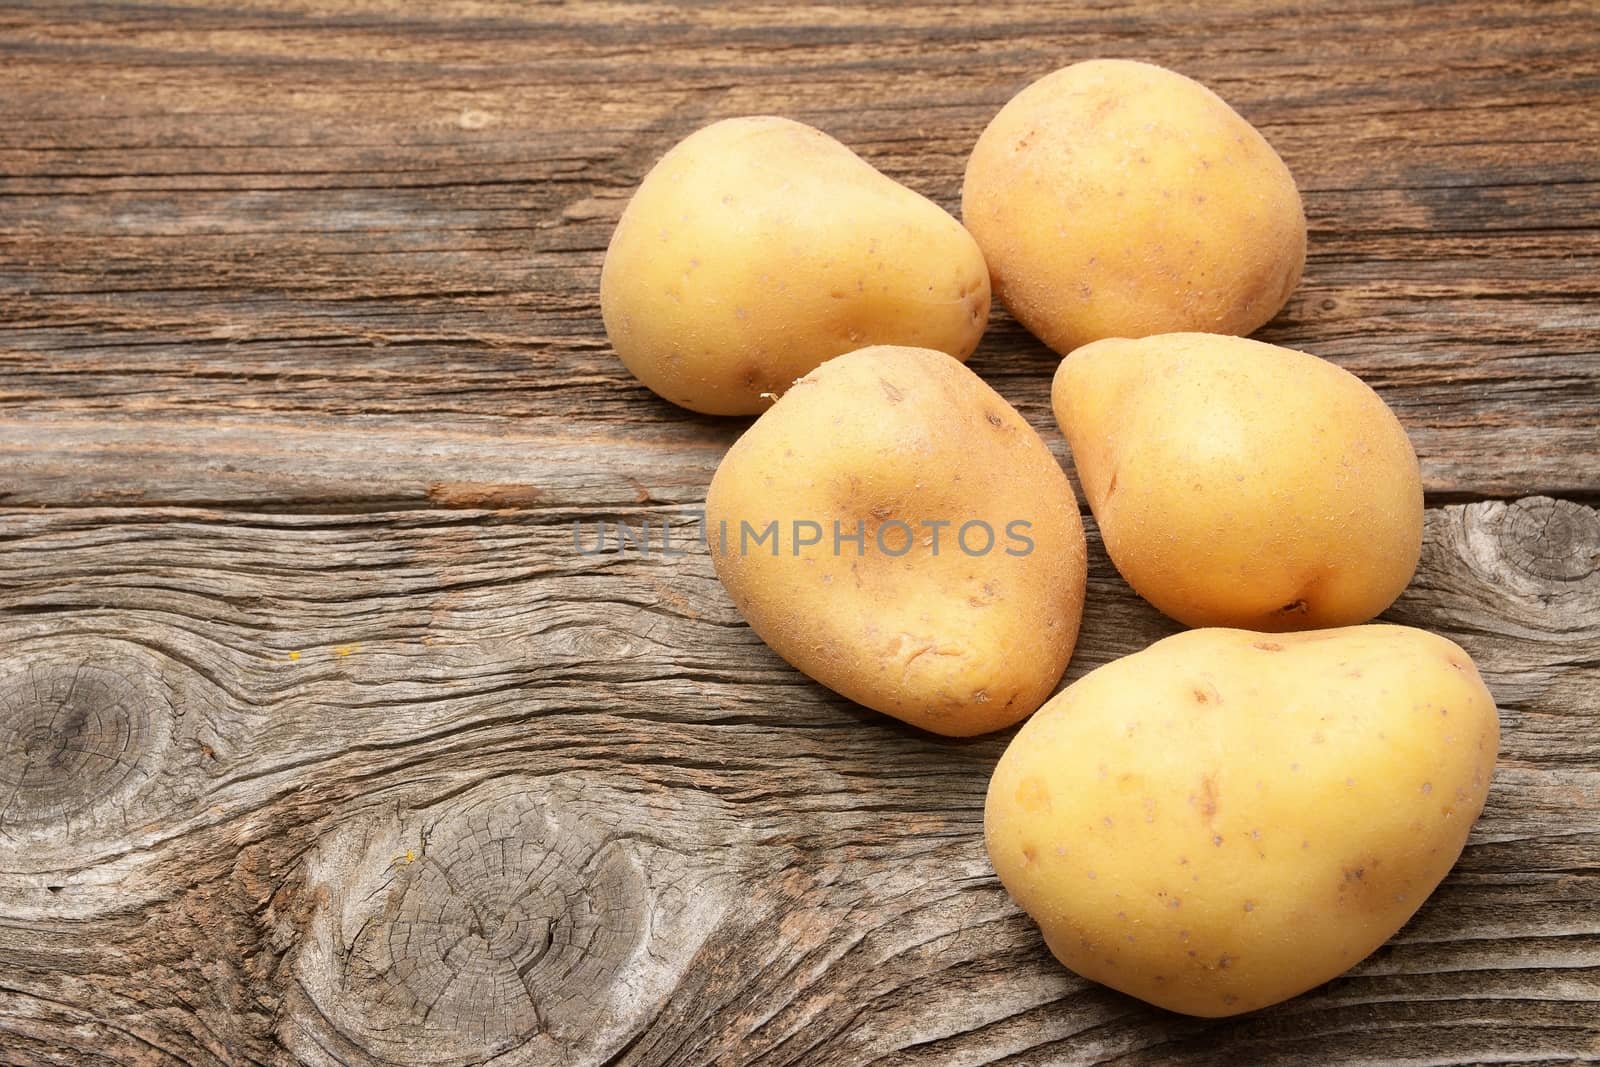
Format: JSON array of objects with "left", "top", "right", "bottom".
[
  {"left": 1053, "top": 332, "right": 1423, "bottom": 631},
  {"left": 705, "top": 345, "right": 1087, "bottom": 736},
  {"left": 601, "top": 117, "right": 991, "bottom": 415},
  {"left": 986, "top": 625, "right": 1499, "bottom": 1017},
  {"left": 963, "top": 59, "right": 1305, "bottom": 354}
]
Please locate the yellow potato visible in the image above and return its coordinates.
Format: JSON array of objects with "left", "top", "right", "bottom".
[
  {"left": 963, "top": 59, "right": 1305, "bottom": 354},
  {"left": 1053, "top": 332, "right": 1423, "bottom": 630},
  {"left": 601, "top": 117, "right": 990, "bottom": 415},
  {"left": 986, "top": 625, "right": 1499, "bottom": 1017},
  {"left": 705, "top": 345, "right": 1086, "bottom": 736}
]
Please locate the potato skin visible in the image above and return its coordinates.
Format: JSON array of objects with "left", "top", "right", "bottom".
[
  {"left": 705, "top": 345, "right": 1086, "bottom": 736},
  {"left": 963, "top": 59, "right": 1305, "bottom": 354},
  {"left": 601, "top": 117, "right": 991, "bottom": 416},
  {"left": 1053, "top": 332, "right": 1423, "bottom": 631},
  {"left": 986, "top": 625, "right": 1499, "bottom": 1017}
]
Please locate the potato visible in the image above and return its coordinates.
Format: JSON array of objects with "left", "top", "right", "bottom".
[
  {"left": 1053, "top": 332, "right": 1422, "bottom": 630},
  {"left": 601, "top": 117, "right": 991, "bottom": 415},
  {"left": 963, "top": 59, "right": 1305, "bottom": 354},
  {"left": 705, "top": 345, "right": 1086, "bottom": 736},
  {"left": 986, "top": 625, "right": 1499, "bottom": 1017}
]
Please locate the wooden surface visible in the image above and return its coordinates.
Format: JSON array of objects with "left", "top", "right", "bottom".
[{"left": 0, "top": 2, "right": 1597, "bottom": 1064}]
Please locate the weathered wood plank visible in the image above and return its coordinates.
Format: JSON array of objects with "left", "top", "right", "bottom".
[
  {"left": 1, "top": 0, "right": 1598, "bottom": 502},
  {"left": 0, "top": 496, "right": 1594, "bottom": 1065},
  {"left": 2, "top": 2, "right": 1598, "bottom": 1064}
]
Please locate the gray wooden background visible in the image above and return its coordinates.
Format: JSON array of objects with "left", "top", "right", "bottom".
[{"left": 1, "top": 2, "right": 1597, "bottom": 1064}]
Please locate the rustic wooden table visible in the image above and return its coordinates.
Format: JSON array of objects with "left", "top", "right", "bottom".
[{"left": 2, "top": 2, "right": 1597, "bottom": 1064}]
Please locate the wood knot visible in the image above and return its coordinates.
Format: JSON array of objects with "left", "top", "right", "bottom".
[
  {"left": 1499, "top": 497, "right": 1599, "bottom": 582},
  {"left": 289, "top": 776, "right": 734, "bottom": 1064},
  {"left": 0, "top": 656, "right": 176, "bottom": 843}
]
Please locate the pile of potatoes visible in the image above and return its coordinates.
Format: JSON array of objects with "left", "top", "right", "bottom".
[{"left": 601, "top": 59, "right": 1498, "bottom": 1018}]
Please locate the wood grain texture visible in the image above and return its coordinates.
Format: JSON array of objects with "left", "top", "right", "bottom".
[
  {"left": 0, "top": 498, "right": 1595, "bottom": 1065},
  {"left": 1, "top": 0, "right": 1598, "bottom": 507},
  {"left": 0, "top": 0, "right": 1598, "bottom": 1064}
]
